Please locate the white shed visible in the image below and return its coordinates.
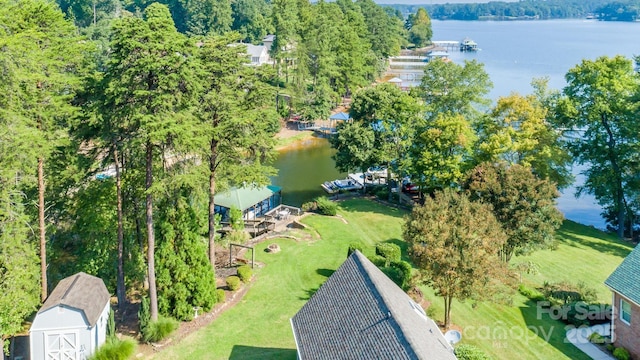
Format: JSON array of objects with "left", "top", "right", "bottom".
[{"left": 30, "top": 272, "right": 111, "bottom": 360}]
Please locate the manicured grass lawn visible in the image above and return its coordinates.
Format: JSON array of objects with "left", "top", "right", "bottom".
[{"left": 152, "top": 198, "right": 632, "bottom": 360}]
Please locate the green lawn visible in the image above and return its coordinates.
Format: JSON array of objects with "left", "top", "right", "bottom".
[{"left": 152, "top": 198, "right": 633, "bottom": 360}]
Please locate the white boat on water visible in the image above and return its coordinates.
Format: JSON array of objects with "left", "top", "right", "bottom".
[{"left": 321, "top": 173, "right": 367, "bottom": 194}]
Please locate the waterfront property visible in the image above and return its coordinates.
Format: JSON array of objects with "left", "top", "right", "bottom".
[
  {"left": 604, "top": 245, "right": 640, "bottom": 359},
  {"left": 460, "top": 38, "right": 478, "bottom": 51},
  {"left": 290, "top": 250, "right": 457, "bottom": 360},
  {"left": 30, "top": 272, "right": 111, "bottom": 360},
  {"left": 214, "top": 185, "right": 282, "bottom": 221}
]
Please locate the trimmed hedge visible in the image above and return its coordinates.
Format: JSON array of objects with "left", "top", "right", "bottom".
[
  {"left": 347, "top": 243, "right": 363, "bottom": 257},
  {"left": 455, "top": 344, "right": 492, "bottom": 360},
  {"left": 375, "top": 243, "right": 401, "bottom": 265},
  {"left": 237, "top": 265, "right": 252, "bottom": 283},
  {"left": 518, "top": 284, "right": 546, "bottom": 302},
  {"left": 226, "top": 276, "right": 241, "bottom": 291},
  {"left": 216, "top": 288, "right": 226, "bottom": 303}
]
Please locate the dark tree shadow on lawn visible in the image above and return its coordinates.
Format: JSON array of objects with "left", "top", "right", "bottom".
[
  {"left": 555, "top": 226, "right": 632, "bottom": 258},
  {"left": 230, "top": 345, "right": 297, "bottom": 360},
  {"left": 300, "top": 285, "right": 321, "bottom": 300},
  {"left": 519, "top": 300, "right": 591, "bottom": 360},
  {"left": 316, "top": 268, "right": 335, "bottom": 278}
]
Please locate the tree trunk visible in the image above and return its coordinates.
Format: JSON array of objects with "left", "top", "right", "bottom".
[
  {"left": 38, "top": 157, "right": 47, "bottom": 302},
  {"left": 443, "top": 295, "right": 452, "bottom": 330},
  {"left": 145, "top": 142, "right": 158, "bottom": 321},
  {"left": 208, "top": 138, "right": 219, "bottom": 268},
  {"left": 114, "top": 147, "right": 126, "bottom": 310},
  {"left": 601, "top": 114, "right": 625, "bottom": 238}
]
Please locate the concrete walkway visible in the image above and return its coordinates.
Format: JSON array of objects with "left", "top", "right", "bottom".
[{"left": 565, "top": 324, "right": 614, "bottom": 360}]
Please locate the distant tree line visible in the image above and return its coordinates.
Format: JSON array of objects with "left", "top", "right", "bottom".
[{"left": 387, "top": 0, "right": 640, "bottom": 21}]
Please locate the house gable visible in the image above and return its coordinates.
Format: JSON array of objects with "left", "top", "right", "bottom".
[
  {"left": 291, "top": 251, "right": 456, "bottom": 360},
  {"left": 605, "top": 245, "right": 640, "bottom": 307}
]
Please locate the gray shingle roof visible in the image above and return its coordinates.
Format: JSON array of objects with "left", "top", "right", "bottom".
[
  {"left": 605, "top": 245, "right": 640, "bottom": 306},
  {"left": 40, "top": 272, "right": 110, "bottom": 327},
  {"left": 291, "top": 251, "right": 457, "bottom": 360}
]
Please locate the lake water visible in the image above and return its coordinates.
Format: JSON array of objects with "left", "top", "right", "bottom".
[{"left": 274, "top": 20, "right": 640, "bottom": 229}]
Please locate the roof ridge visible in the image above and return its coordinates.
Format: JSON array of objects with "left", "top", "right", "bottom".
[{"left": 61, "top": 273, "right": 81, "bottom": 302}]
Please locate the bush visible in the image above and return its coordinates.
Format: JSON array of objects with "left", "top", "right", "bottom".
[
  {"left": 226, "top": 230, "right": 249, "bottom": 245},
  {"left": 237, "top": 265, "right": 252, "bottom": 283},
  {"left": 301, "top": 201, "right": 317, "bottom": 212},
  {"left": 389, "top": 260, "right": 413, "bottom": 290},
  {"left": 375, "top": 243, "right": 401, "bottom": 265},
  {"left": 375, "top": 188, "right": 389, "bottom": 200},
  {"left": 613, "top": 347, "right": 631, "bottom": 360},
  {"left": 347, "top": 243, "right": 363, "bottom": 257},
  {"left": 226, "top": 276, "right": 241, "bottom": 291},
  {"left": 315, "top": 196, "right": 337, "bottom": 216},
  {"left": 588, "top": 332, "right": 606, "bottom": 344},
  {"left": 138, "top": 297, "right": 150, "bottom": 334},
  {"left": 455, "top": 344, "right": 492, "bottom": 360},
  {"left": 367, "top": 254, "right": 387, "bottom": 267},
  {"left": 90, "top": 337, "right": 137, "bottom": 360},
  {"left": 542, "top": 281, "right": 597, "bottom": 305},
  {"left": 216, "top": 289, "right": 226, "bottom": 303},
  {"left": 142, "top": 316, "right": 179, "bottom": 343},
  {"left": 518, "top": 284, "right": 546, "bottom": 302}
]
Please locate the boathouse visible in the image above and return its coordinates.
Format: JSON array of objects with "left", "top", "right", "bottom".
[{"left": 214, "top": 185, "right": 282, "bottom": 220}]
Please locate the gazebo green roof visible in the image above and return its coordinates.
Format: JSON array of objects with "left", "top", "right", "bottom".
[
  {"left": 214, "top": 185, "right": 281, "bottom": 211},
  {"left": 605, "top": 245, "right": 640, "bottom": 306}
]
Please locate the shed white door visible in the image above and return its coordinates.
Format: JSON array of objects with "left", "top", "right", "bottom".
[{"left": 45, "top": 331, "right": 80, "bottom": 360}]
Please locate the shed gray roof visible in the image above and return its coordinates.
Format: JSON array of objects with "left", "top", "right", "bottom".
[
  {"left": 40, "top": 272, "right": 110, "bottom": 327},
  {"left": 291, "top": 251, "right": 456, "bottom": 360},
  {"left": 605, "top": 245, "right": 640, "bottom": 306}
]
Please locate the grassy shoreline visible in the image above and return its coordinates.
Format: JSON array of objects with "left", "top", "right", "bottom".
[{"left": 153, "top": 198, "right": 632, "bottom": 360}]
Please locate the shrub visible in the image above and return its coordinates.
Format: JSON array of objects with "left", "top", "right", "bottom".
[
  {"left": 375, "top": 243, "right": 401, "bottom": 265},
  {"left": 90, "top": 337, "right": 137, "bottom": 360},
  {"left": 455, "top": 344, "right": 492, "bottom": 360},
  {"left": 347, "top": 243, "right": 363, "bottom": 257},
  {"left": 226, "top": 229, "right": 249, "bottom": 245},
  {"left": 315, "top": 196, "right": 337, "bottom": 216},
  {"left": 237, "top": 265, "right": 252, "bottom": 283},
  {"left": 226, "top": 276, "right": 241, "bottom": 291},
  {"left": 606, "top": 344, "right": 615, "bottom": 352},
  {"left": 389, "top": 260, "right": 413, "bottom": 290},
  {"left": 542, "top": 281, "right": 597, "bottom": 305},
  {"left": 518, "top": 284, "right": 546, "bottom": 302},
  {"left": 375, "top": 188, "right": 388, "bottom": 200},
  {"left": 588, "top": 332, "right": 606, "bottom": 344},
  {"left": 138, "top": 297, "right": 150, "bottom": 334},
  {"left": 107, "top": 308, "right": 116, "bottom": 339},
  {"left": 613, "top": 347, "right": 631, "bottom": 360},
  {"left": 216, "top": 289, "right": 226, "bottom": 303},
  {"left": 367, "top": 254, "right": 387, "bottom": 267},
  {"left": 301, "top": 201, "right": 317, "bottom": 212},
  {"left": 142, "top": 316, "right": 179, "bottom": 343}
]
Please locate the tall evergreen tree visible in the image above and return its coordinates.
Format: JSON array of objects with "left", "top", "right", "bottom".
[
  {"left": 104, "top": 3, "right": 198, "bottom": 320},
  {"left": 195, "top": 36, "right": 278, "bottom": 267}
]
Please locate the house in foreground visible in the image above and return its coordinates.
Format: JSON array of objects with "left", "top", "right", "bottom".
[
  {"left": 291, "top": 250, "right": 457, "bottom": 360},
  {"left": 214, "top": 184, "right": 282, "bottom": 221},
  {"left": 605, "top": 245, "right": 640, "bottom": 359},
  {"left": 30, "top": 272, "right": 110, "bottom": 360}
]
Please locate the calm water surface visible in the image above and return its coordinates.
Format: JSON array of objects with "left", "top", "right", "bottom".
[{"left": 274, "top": 20, "right": 640, "bottom": 228}]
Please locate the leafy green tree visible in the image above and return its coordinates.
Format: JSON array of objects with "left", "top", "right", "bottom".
[
  {"left": 476, "top": 92, "right": 572, "bottom": 189},
  {"left": 104, "top": 3, "right": 198, "bottom": 320},
  {"left": 231, "top": 0, "right": 273, "bottom": 43},
  {"left": 406, "top": 8, "right": 432, "bottom": 48},
  {"left": 330, "top": 121, "right": 376, "bottom": 187},
  {"left": 350, "top": 83, "right": 423, "bottom": 188},
  {"left": 411, "top": 112, "right": 476, "bottom": 192},
  {"left": 156, "top": 188, "right": 217, "bottom": 320},
  {"left": 463, "top": 162, "right": 563, "bottom": 262},
  {"left": 417, "top": 58, "right": 492, "bottom": 122},
  {"left": 356, "top": 0, "right": 404, "bottom": 59},
  {"left": 195, "top": 36, "right": 278, "bottom": 267},
  {"left": 555, "top": 55, "right": 640, "bottom": 237},
  {"left": 404, "top": 188, "right": 506, "bottom": 329}
]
